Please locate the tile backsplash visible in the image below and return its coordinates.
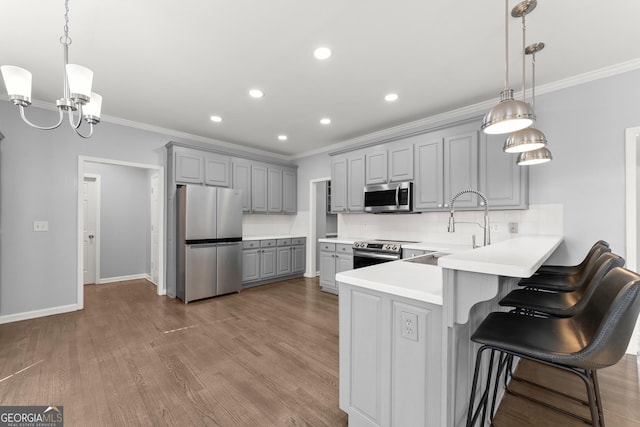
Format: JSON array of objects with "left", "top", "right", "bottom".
[{"left": 337, "top": 204, "right": 563, "bottom": 245}]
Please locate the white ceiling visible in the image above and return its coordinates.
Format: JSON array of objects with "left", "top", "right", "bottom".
[{"left": 2, "top": 0, "right": 639, "bottom": 157}]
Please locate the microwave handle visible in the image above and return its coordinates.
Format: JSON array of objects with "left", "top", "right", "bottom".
[{"left": 395, "top": 186, "right": 400, "bottom": 207}]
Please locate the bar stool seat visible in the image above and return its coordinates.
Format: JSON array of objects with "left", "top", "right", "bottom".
[
  {"left": 533, "top": 240, "right": 609, "bottom": 277},
  {"left": 466, "top": 267, "right": 640, "bottom": 427},
  {"left": 500, "top": 252, "right": 624, "bottom": 317},
  {"left": 518, "top": 245, "right": 612, "bottom": 292}
]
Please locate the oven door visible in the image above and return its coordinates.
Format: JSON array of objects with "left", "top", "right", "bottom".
[{"left": 353, "top": 250, "right": 400, "bottom": 269}]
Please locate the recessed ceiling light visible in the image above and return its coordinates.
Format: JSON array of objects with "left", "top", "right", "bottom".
[
  {"left": 320, "top": 118, "right": 331, "bottom": 125},
  {"left": 385, "top": 93, "right": 399, "bottom": 102},
  {"left": 314, "top": 47, "right": 332, "bottom": 60},
  {"left": 210, "top": 115, "right": 222, "bottom": 123},
  {"left": 249, "top": 89, "right": 264, "bottom": 98},
  {"left": 278, "top": 135, "right": 288, "bottom": 141}
]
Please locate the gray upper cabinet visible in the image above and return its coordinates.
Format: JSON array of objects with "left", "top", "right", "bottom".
[
  {"left": 479, "top": 133, "right": 528, "bottom": 209},
  {"left": 251, "top": 165, "right": 268, "bottom": 213},
  {"left": 331, "top": 157, "right": 348, "bottom": 213},
  {"left": 232, "top": 162, "right": 252, "bottom": 212},
  {"left": 267, "top": 167, "right": 283, "bottom": 213},
  {"left": 175, "top": 152, "right": 204, "bottom": 184},
  {"left": 388, "top": 141, "right": 414, "bottom": 182},
  {"left": 365, "top": 149, "right": 388, "bottom": 185},
  {"left": 414, "top": 138, "right": 444, "bottom": 210},
  {"left": 444, "top": 131, "right": 479, "bottom": 209},
  {"left": 204, "top": 153, "right": 231, "bottom": 187},
  {"left": 347, "top": 154, "right": 365, "bottom": 212},
  {"left": 283, "top": 168, "right": 297, "bottom": 213}
]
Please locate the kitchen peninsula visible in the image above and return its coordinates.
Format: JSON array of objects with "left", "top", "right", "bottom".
[{"left": 336, "top": 235, "right": 563, "bottom": 427}]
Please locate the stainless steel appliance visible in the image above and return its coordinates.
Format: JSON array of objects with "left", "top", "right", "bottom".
[
  {"left": 352, "top": 239, "right": 419, "bottom": 269},
  {"left": 176, "top": 185, "right": 243, "bottom": 303},
  {"left": 363, "top": 181, "right": 413, "bottom": 213}
]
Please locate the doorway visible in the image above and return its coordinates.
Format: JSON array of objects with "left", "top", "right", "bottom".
[
  {"left": 308, "top": 177, "right": 334, "bottom": 276},
  {"left": 77, "top": 156, "right": 165, "bottom": 310},
  {"left": 624, "top": 125, "right": 640, "bottom": 354}
]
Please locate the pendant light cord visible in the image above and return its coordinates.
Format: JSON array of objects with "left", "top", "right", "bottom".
[
  {"left": 531, "top": 51, "right": 536, "bottom": 113},
  {"left": 503, "top": 0, "right": 509, "bottom": 91},
  {"left": 521, "top": 14, "right": 527, "bottom": 101}
]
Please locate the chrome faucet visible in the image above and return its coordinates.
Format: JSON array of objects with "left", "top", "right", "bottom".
[{"left": 447, "top": 189, "right": 491, "bottom": 247}]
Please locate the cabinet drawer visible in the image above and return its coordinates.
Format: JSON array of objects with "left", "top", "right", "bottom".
[
  {"left": 336, "top": 244, "right": 353, "bottom": 254},
  {"left": 260, "top": 239, "right": 276, "bottom": 248},
  {"left": 277, "top": 238, "right": 292, "bottom": 246},
  {"left": 319, "top": 242, "right": 336, "bottom": 252},
  {"left": 243, "top": 240, "right": 259, "bottom": 249},
  {"left": 292, "top": 237, "right": 306, "bottom": 246}
]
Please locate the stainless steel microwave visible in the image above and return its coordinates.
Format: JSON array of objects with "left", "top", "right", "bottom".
[{"left": 363, "top": 182, "right": 413, "bottom": 213}]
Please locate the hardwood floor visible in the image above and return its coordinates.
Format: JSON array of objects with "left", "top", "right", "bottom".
[
  {"left": 1, "top": 277, "right": 639, "bottom": 426},
  {"left": 0, "top": 278, "right": 347, "bottom": 426}
]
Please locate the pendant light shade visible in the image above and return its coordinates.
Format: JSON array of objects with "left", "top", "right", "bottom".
[
  {"left": 82, "top": 92, "right": 102, "bottom": 124},
  {"left": 65, "top": 64, "right": 93, "bottom": 104},
  {"left": 516, "top": 147, "right": 552, "bottom": 165},
  {"left": 482, "top": 89, "right": 534, "bottom": 134},
  {"left": 504, "top": 126, "right": 546, "bottom": 153},
  {"left": 1, "top": 65, "right": 32, "bottom": 104}
]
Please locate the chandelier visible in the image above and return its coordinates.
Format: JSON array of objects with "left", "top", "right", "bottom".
[{"left": 1, "top": 0, "right": 102, "bottom": 138}]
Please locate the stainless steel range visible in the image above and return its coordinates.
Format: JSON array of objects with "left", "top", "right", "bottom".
[{"left": 352, "top": 239, "right": 419, "bottom": 269}]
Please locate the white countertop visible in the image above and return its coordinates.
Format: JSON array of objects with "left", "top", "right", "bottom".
[
  {"left": 243, "top": 234, "right": 306, "bottom": 241},
  {"left": 318, "top": 237, "right": 363, "bottom": 245},
  {"left": 336, "top": 258, "right": 444, "bottom": 305},
  {"left": 438, "top": 235, "right": 563, "bottom": 278}
]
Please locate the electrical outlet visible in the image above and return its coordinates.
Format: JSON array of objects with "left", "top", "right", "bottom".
[
  {"left": 401, "top": 311, "right": 418, "bottom": 341},
  {"left": 490, "top": 223, "right": 501, "bottom": 233},
  {"left": 509, "top": 222, "right": 519, "bottom": 234},
  {"left": 33, "top": 221, "right": 49, "bottom": 232}
]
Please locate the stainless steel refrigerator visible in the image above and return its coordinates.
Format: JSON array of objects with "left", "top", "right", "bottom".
[{"left": 176, "top": 185, "right": 243, "bottom": 303}]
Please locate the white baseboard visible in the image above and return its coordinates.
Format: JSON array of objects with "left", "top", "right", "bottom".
[
  {"left": 0, "top": 304, "right": 78, "bottom": 325},
  {"left": 97, "top": 274, "right": 149, "bottom": 284}
]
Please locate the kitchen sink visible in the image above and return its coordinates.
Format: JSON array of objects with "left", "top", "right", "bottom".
[{"left": 402, "top": 252, "right": 449, "bottom": 266}]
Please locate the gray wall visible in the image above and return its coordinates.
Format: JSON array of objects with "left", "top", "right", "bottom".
[{"left": 83, "top": 162, "right": 151, "bottom": 280}]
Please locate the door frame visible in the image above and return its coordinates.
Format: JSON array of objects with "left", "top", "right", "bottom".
[
  {"left": 83, "top": 173, "right": 102, "bottom": 284},
  {"left": 308, "top": 176, "right": 331, "bottom": 277},
  {"left": 624, "top": 125, "right": 640, "bottom": 354},
  {"left": 77, "top": 156, "right": 166, "bottom": 310}
]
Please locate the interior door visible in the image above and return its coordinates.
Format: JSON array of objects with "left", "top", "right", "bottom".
[
  {"left": 83, "top": 175, "right": 99, "bottom": 284},
  {"left": 150, "top": 173, "right": 160, "bottom": 285}
]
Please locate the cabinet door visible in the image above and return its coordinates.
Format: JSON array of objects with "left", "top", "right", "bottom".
[
  {"left": 251, "top": 165, "right": 267, "bottom": 213},
  {"left": 268, "top": 168, "right": 283, "bottom": 213},
  {"left": 444, "top": 131, "right": 479, "bottom": 209},
  {"left": 283, "top": 169, "right": 297, "bottom": 213},
  {"left": 336, "top": 253, "right": 354, "bottom": 274},
  {"left": 331, "top": 157, "right": 347, "bottom": 213},
  {"left": 319, "top": 251, "right": 336, "bottom": 288},
  {"left": 175, "top": 152, "right": 203, "bottom": 184},
  {"left": 347, "top": 154, "right": 365, "bottom": 212},
  {"left": 292, "top": 245, "right": 306, "bottom": 273},
  {"left": 479, "top": 133, "right": 528, "bottom": 209},
  {"left": 204, "top": 153, "right": 231, "bottom": 187},
  {"left": 389, "top": 143, "right": 414, "bottom": 182},
  {"left": 242, "top": 249, "right": 260, "bottom": 282},
  {"left": 366, "top": 150, "right": 388, "bottom": 185},
  {"left": 414, "top": 138, "right": 444, "bottom": 210},
  {"left": 260, "top": 247, "right": 277, "bottom": 279},
  {"left": 233, "top": 162, "right": 252, "bottom": 213},
  {"left": 276, "top": 246, "right": 292, "bottom": 276}
]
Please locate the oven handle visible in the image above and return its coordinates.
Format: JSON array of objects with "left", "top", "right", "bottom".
[{"left": 353, "top": 250, "right": 400, "bottom": 261}]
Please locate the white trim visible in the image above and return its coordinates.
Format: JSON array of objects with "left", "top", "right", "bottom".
[
  {"left": 307, "top": 177, "right": 332, "bottom": 278},
  {"left": 77, "top": 156, "right": 166, "bottom": 311},
  {"left": 97, "top": 274, "right": 149, "bottom": 284},
  {"left": 625, "top": 127, "right": 640, "bottom": 272},
  {"left": 0, "top": 304, "right": 78, "bottom": 325},
  {"left": 83, "top": 173, "right": 102, "bottom": 285}
]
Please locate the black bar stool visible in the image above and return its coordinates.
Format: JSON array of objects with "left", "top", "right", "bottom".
[
  {"left": 533, "top": 240, "right": 609, "bottom": 276},
  {"left": 518, "top": 245, "right": 612, "bottom": 292},
  {"left": 500, "top": 252, "right": 625, "bottom": 318},
  {"left": 466, "top": 267, "right": 640, "bottom": 427}
]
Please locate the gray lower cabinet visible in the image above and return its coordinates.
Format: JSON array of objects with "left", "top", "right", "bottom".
[
  {"left": 319, "top": 242, "right": 354, "bottom": 294},
  {"left": 339, "top": 283, "right": 443, "bottom": 426},
  {"left": 242, "top": 238, "right": 306, "bottom": 286}
]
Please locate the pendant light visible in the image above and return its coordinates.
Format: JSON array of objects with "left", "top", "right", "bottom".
[
  {"left": 1, "top": 0, "right": 101, "bottom": 138},
  {"left": 504, "top": 3, "right": 547, "bottom": 153},
  {"left": 517, "top": 147, "right": 552, "bottom": 165},
  {"left": 481, "top": 0, "right": 535, "bottom": 135}
]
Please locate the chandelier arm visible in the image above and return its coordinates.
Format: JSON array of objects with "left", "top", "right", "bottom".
[
  {"left": 73, "top": 123, "right": 94, "bottom": 139},
  {"left": 18, "top": 105, "right": 64, "bottom": 130},
  {"left": 67, "top": 105, "right": 84, "bottom": 130}
]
